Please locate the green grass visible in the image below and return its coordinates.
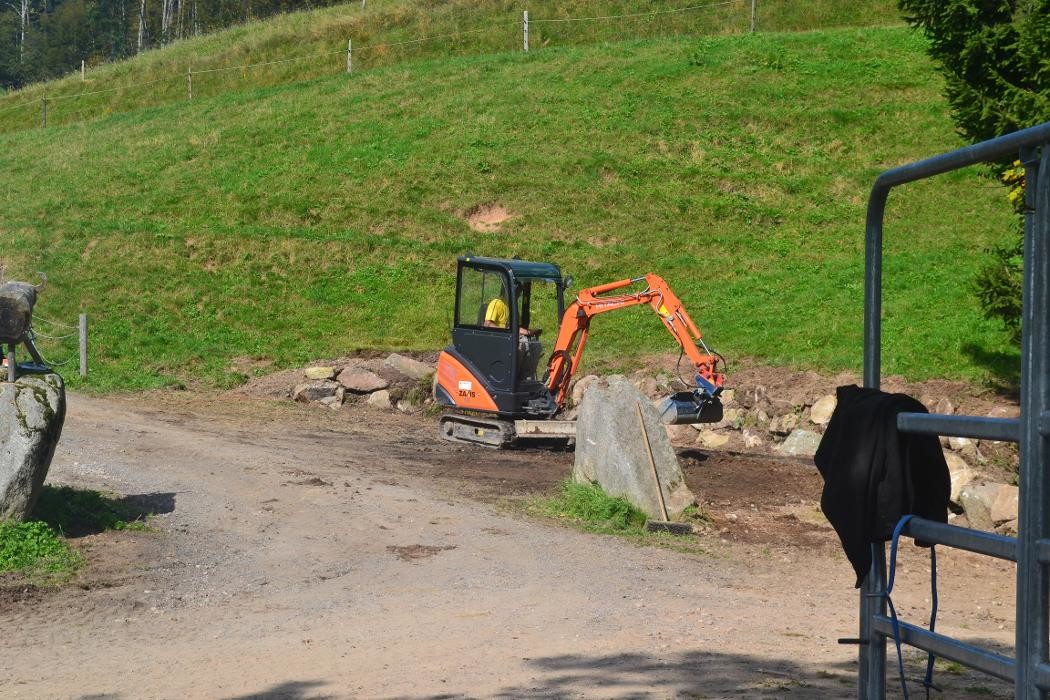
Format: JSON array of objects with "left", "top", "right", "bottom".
[
  {"left": 0, "top": 520, "right": 81, "bottom": 575},
  {"left": 535, "top": 479, "right": 649, "bottom": 533},
  {"left": 0, "top": 23, "right": 1020, "bottom": 391},
  {"left": 0, "top": 486, "right": 153, "bottom": 579},
  {"left": 0, "top": 0, "right": 901, "bottom": 133}
]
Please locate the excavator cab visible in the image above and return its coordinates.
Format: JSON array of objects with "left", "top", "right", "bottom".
[{"left": 434, "top": 255, "right": 566, "bottom": 423}]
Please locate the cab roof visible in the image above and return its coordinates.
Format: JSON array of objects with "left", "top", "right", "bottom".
[{"left": 458, "top": 254, "right": 563, "bottom": 283}]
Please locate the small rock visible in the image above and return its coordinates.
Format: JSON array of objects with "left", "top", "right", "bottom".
[
  {"left": 303, "top": 366, "right": 336, "bottom": 381},
  {"left": 719, "top": 408, "right": 744, "bottom": 430},
  {"left": 293, "top": 381, "right": 340, "bottom": 403},
  {"left": 697, "top": 429, "right": 731, "bottom": 449},
  {"left": 396, "top": 400, "right": 418, "bottom": 414},
  {"left": 776, "top": 429, "right": 822, "bottom": 457},
  {"left": 318, "top": 395, "right": 343, "bottom": 409},
  {"left": 809, "top": 395, "right": 837, "bottom": 426},
  {"left": 944, "top": 451, "right": 975, "bottom": 505},
  {"left": 987, "top": 406, "right": 1019, "bottom": 419},
  {"left": 958, "top": 484, "right": 1000, "bottom": 531},
  {"left": 720, "top": 389, "right": 736, "bottom": 406},
  {"left": 991, "top": 484, "right": 1019, "bottom": 525},
  {"left": 630, "top": 375, "right": 660, "bottom": 399},
  {"left": 665, "top": 424, "right": 698, "bottom": 446},
  {"left": 338, "top": 368, "right": 389, "bottom": 393},
  {"left": 996, "top": 518, "right": 1018, "bottom": 536},
  {"left": 768, "top": 413, "right": 798, "bottom": 436},
  {"left": 949, "top": 435, "right": 978, "bottom": 461},
  {"left": 742, "top": 429, "right": 764, "bottom": 449},
  {"left": 383, "top": 353, "right": 433, "bottom": 381},
  {"left": 934, "top": 397, "right": 955, "bottom": 416},
  {"left": 755, "top": 409, "right": 769, "bottom": 424},
  {"left": 367, "top": 390, "right": 393, "bottom": 410}
]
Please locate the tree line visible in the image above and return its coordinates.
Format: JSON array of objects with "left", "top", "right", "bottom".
[{"left": 0, "top": 0, "right": 344, "bottom": 88}]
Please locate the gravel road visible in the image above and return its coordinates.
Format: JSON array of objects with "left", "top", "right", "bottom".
[{"left": 0, "top": 392, "right": 1018, "bottom": 699}]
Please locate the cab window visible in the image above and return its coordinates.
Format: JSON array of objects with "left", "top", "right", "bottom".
[{"left": 457, "top": 267, "right": 511, "bottom": 330}]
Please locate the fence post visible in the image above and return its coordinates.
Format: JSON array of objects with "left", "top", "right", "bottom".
[
  {"left": 81, "top": 59, "right": 85, "bottom": 81},
  {"left": 523, "top": 10, "right": 529, "bottom": 52},
  {"left": 750, "top": 0, "right": 757, "bottom": 33},
  {"left": 187, "top": 66, "right": 193, "bottom": 99},
  {"left": 347, "top": 39, "right": 352, "bottom": 74},
  {"left": 40, "top": 96, "right": 47, "bottom": 128},
  {"left": 78, "top": 314, "right": 87, "bottom": 378}
]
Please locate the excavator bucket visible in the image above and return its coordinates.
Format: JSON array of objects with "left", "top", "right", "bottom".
[
  {"left": 657, "top": 390, "right": 724, "bottom": 425},
  {"left": 656, "top": 376, "right": 724, "bottom": 425}
]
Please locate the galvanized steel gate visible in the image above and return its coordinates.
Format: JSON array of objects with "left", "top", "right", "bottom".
[{"left": 858, "top": 121, "right": 1050, "bottom": 698}]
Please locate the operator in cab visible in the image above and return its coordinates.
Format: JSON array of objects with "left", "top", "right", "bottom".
[{"left": 483, "top": 284, "right": 530, "bottom": 336}]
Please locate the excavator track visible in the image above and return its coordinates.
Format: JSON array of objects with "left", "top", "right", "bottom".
[{"left": 438, "top": 414, "right": 516, "bottom": 449}]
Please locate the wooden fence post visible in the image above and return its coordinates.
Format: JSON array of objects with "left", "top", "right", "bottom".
[
  {"left": 347, "top": 39, "right": 352, "bottom": 73},
  {"left": 187, "top": 67, "right": 193, "bottom": 99},
  {"left": 750, "top": 0, "right": 757, "bottom": 33},
  {"left": 523, "top": 10, "right": 529, "bottom": 52},
  {"left": 79, "top": 314, "right": 87, "bottom": 378},
  {"left": 40, "top": 96, "right": 47, "bottom": 128},
  {"left": 81, "top": 59, "right": 85, "bottom": 81}
]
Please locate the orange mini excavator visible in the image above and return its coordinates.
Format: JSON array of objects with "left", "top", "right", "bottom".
[{"left": 433, "top": 254, "right": 726, "bottom": 447}]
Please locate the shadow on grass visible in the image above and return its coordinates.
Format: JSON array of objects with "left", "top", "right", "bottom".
[
  {"left": 962, "top": 341, "right": 1020, "bottom": 399},
  {"left": 32, "top": 485, "right": 176, "bottom": 537}
]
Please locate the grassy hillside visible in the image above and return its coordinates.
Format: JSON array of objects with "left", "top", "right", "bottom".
[
  {"left": 0, "top": 0, "right": 902, "bottom": 133},
  {"left": 0, "top": 26, "right": 1019, "bottom": 391}
]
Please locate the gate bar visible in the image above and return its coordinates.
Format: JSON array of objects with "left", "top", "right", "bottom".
[
  {"left": 901, "top": 517, "right": 1017, "bottom": 561},
  {"left": 897, "top": 413, "right": 1020, "bottom": 442},
  {"left": 872, "top": 616, "right": 1016, "bottom": 683}
]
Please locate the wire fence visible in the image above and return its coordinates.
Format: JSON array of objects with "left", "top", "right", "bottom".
[{"left": 0, "top": 0, "right": 772, "bottom": 132}]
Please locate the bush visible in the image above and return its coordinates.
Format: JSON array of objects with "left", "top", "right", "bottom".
[{"left": 975, "top": 162, "right": 1026, "bottom": 341}]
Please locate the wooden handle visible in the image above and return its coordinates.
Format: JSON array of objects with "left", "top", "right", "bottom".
[{"left": 636, "top": 401, "right": 669, "bottom": 521}]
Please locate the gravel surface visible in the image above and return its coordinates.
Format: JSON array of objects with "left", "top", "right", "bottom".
[{"left": 0, "top": 392, "right": 1017, "bottom": 699}]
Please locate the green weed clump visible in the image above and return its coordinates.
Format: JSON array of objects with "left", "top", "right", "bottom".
[
  {"left": 0, "top": 520, "right": 81, "bottom": 574},
  {"left": 33, "top": 486, "right": 150, "bottom": 535},
  {"left": 539, "top": 479, "right": 648, "bottom": 533}
]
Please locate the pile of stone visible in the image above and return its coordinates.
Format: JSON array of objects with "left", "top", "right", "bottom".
[
  {"left": 569, "top": 371, "right": 1021, "bottom": 536},
  {"left": 292, "top": 353, "right": 434, "bottom": 413}
]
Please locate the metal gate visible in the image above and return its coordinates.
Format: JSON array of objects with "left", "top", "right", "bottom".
[{"left": 858, "top": 120, "right": 1050, "bottom": 699}]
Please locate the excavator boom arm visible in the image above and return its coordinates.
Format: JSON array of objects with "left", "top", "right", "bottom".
[{"left": 544, "top": 274, "right": 723, "bottom": 409}]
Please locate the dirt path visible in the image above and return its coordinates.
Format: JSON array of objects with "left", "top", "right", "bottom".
[{"left": 0, "top": 393, "right": 1018, "bottom": 699}]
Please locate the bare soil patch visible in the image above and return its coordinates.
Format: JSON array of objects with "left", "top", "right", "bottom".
[{"left": 463, "top": 201, "right": 514, "bottom": 232}]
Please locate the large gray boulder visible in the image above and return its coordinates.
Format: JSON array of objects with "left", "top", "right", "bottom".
[
  {"left": 573, "top": 375, "right": 695, "bottom": 520},
  {"left": 0, "top": 373, "right": 65, "bottom": 521}
]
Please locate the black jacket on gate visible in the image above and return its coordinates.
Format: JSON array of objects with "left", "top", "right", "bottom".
[{"left": 814, "top": 385, "right": 951, "bottom": 587}]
